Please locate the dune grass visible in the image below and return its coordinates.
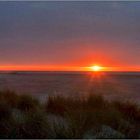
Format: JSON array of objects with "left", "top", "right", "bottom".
[
  {"left": 45, "top": 94, "right": 140, "bottom": 138},
  {"left": 0, "top": 90, "right": 140, "bottom": 138}
]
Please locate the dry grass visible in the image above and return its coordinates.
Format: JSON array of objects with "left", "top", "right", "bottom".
[
  {"left": 0, "top": 90, "right": 140, "bottom": 138},
  {"left": 45, "top": 94, "right": 140, "bottom": 138}
]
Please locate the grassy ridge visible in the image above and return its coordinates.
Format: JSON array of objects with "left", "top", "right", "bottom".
[{"left": 0, "top": 90, "right": 140, "bottom": 138}]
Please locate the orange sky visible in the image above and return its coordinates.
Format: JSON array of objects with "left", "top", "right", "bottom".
[{"left": 0, "top": 65, "right": 139, "bottom": 72}]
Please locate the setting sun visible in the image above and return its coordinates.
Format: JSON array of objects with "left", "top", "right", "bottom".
[{"left": 90, "top": 65, "right": 102, "bottom": 71}]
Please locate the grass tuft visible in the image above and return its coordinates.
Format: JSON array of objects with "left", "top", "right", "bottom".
[{"left": 0, "top": 90, "right": 140, "bottom": 138}]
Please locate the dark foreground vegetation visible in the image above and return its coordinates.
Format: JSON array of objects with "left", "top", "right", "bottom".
[{"left": 0, "top": 90, "right": 140, "bottom": 139}]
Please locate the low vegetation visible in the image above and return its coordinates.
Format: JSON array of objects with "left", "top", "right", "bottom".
[{"left": 0, "top": 90, "right": 140, "bottom": 138}]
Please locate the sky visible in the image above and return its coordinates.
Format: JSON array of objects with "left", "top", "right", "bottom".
[{"left": 0, "top": 1, "right": 140, "bottom": 71}]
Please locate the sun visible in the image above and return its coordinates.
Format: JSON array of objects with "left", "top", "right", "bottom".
[{"left": 90, "top": 65, "right": 102, "bottom": 71}]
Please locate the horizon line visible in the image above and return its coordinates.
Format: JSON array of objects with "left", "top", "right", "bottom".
[{"left": 0, "top": 70, "right": 140, "bottom": 73}]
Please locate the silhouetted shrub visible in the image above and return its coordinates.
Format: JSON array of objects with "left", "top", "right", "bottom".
[
  {"left": 51, "top": 120, "right": 70, "bottom": 139},
  {"left": 0, "top": 101, "right": 15, "bottom": 138},
  {"left": 65, "top": 109, "right": 100, "bottom": 138},
  {"left": 0, "top": 90, "right": 19, "bottom": 108},
  {"left": 10, "top": 111, "right": 50, "bottom": 139},
  {"left": 113, "top": 101, "right": 140, "bottom": 122},
  {"left": 0, "top": 119, "right": 15, "bottom": 138},
  {"left": 17, "top": 94, "right": 40, "bottom": 112},
  {"left": 0, "top": 101, "right": 12, "bottom": 121},
  {"left": 46, "top": 96, "right": 82, "bottom": 116},
  {"left": 46, "top": 96, "right": 67, "bottom": 115}
]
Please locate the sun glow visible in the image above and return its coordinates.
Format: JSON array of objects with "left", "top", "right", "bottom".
[{"left": 90, "top": 65, "right": 103, "bottom": 71}]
